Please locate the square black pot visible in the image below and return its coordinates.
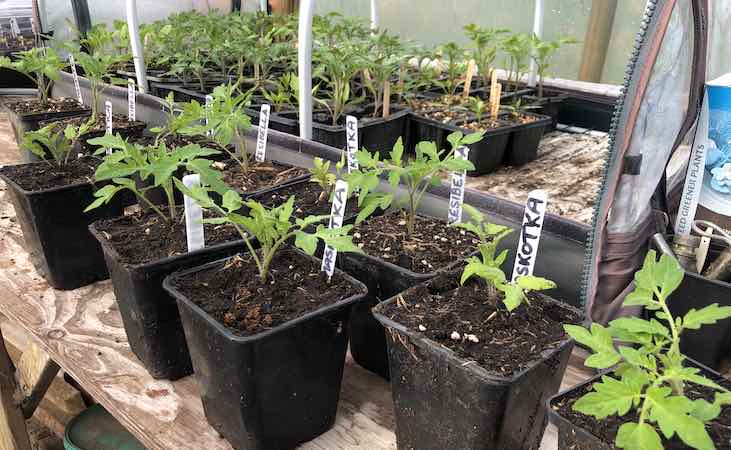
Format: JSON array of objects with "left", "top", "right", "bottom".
[
  {"left": 502, "top": 111, "right": 552, "bottom": 167},
  {"left": 163, "top": 249, "right": 368, "bottom": 450},
  {"left": 2, "top": 100, "right": 91, "bottom": 152},
  {"left": 0, "top": 166, "right": 125, "bottom": 290}
]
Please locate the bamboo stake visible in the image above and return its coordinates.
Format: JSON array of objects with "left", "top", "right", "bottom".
[
  {"left": 462, "top": 59, "right": 476, "bottom": 100},
  {"left": 383, "top": 80, "right": 391, "bottom": 118}
]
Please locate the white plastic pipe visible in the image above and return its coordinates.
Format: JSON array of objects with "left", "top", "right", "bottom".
[
  {"left": 370, "top": 0, "right": 378, "bottom": 31},
  {"left": 126, "top": 0, "right": 148, "bottom": 93},
  {"left": 297, "top": 0, "right": 315, "bottom": 140},
  {"left": 260, "top": 0, "right": 267, "bottom": 12},
  {"left": 527, "top": 0, "right": 544, "bottom": 88}
]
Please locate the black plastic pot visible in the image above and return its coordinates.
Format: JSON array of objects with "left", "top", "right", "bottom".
[
  {"left": 407, "top": 113, "right": 451, "bottom": 154},
  {"left": 2, "top": 100, "right": 91, "bottom": 151},
  {"left": 547, "top": 358, "right": 727, "bottom": 449},
  {"left": 450, "top": 119, "right": 515, "bottom": 176},
  {"left": 336, "top": 211, "right": 470, "bottom": 380},
  {"left": 502, "top": 111, "right": 552, "bottom": 166},
  {"left": 665, "top": 244, "right": 731, "bottom": 371},
  {"left": 524, "top": 93, "right": 568, "bottom": 132},
  {"left": 275, "top": 106, "right": 411, "bottom": 157},
  {"left": 89, "top": 224, "right": 245, "bottom": 380},
  {"left": 373, "top": 275, "right": 577, "bottom": 450},
  {"left": 557, "top": 94, "right": 615, "bottom": 132},
  {"left": 162, "top": 250, "right": 368, "bottom": 450},
  {"left": 0, "top": 67, "right": 36, "bottom": 89},
  {"left": 0, "top": 167, "right": 126, "bottom": 290}
]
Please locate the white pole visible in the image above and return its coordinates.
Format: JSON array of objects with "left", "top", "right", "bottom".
[
  {"left": 370, "top": 0, "right": 379, "bottom": 31},
  {"left": 528, "top": 0, "right": 544, "bottom": 88},
  {"left": 297, "top": 0, "right": 315, "bottom": 140},
  {"left": 260, "top": 0, "right": 267, "bottom": 12},
  {"left": 126, "top": 0, "right": 148, "bottom": 93}
]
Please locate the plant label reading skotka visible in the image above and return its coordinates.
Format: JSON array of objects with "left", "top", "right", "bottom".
[
  {"left": 182, "top": 174, "right": 205, "bottom": 252},
  {"left": 205, "top": 95, "right": 213, "bottom": 137},
  {"left": 511, "top": 190, "right": 548, "bottom": 282},
  {"left": 447, "top": 146, "right": 469, "bottom": 224},
  {"left": 345, "top": 115, "right": 359, "bottom": 173},
  {"left": 127, "top": 79, "right": 136, "bottom": 122},
  {"left": 68, "top": 54, "right": 83, "bottom": 104},
  {"left": 321, "top": 180, "right": 349, "bottom": 280},
  {"left": 255, "top": 104, "right": 271, "bottom": 163},
  {"left": 104, "top": 101, "right": 113, "bottom": 155}
]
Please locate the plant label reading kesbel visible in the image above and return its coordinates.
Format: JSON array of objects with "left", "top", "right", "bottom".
[
  {"left": 128, "top": 79, "right": 136, "bottom": 122},
  {"left": 321, "top": 180, "right": 349, "bottom": 280},
  {"left": 447, "top": 146, "right": 469, "bottom": 224},
  {"left": 105, "top": 101, "right": 113, "bottom": 155},
  {"left": 183, "top": 174, "right": 205, "bottom": 252},
  {"left": 511, "top": 190, "right": 548, "bottom": 283},
  {"left": 256, "top": 104, "right": 270, "bottom": 163},
  {"left": 69, "top": 55, "right": 83, "bottom": 104},
  {"left": 345, "top": 115, "right": 359, "bottom": 173}
]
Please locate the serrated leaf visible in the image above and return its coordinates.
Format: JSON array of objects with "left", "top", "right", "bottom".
[
  {"left": 574, "top": 375, "right": 642, "bottom": 419},
  {"left": 646, "top": 387, "right": 714, "bottom": 450},
  {"left": 691, "top": 399, "right": 721, "bottom": 422},
  {"left": 609, "top": 317, "right": 670, "bottom": 339},
  {"left": 616, "top": 422, "right": 663, "bottom": 450},
  {"left": 222, "top": 190, "right": 243, "bottom": 212},
  {"left": 461, "top": 131, "right": 484, "bottom": 145},
  {"left": 563, "top": 323, "right": 621, "bottom": 369},
  {"left": 681, "top": 303, "right": 731, "bottom": 331},
  {"left": 499, "top": 283, "right": 525, "bottom": 312},
  {"left": 294, "top": 231, "right": 318, "bottom": 255},
  {"left": 515, "top": 275, "right": 556, "bottom": 292}
]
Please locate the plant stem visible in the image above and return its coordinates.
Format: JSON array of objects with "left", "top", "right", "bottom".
[{"left": 259, "top": 232, "right": 296, "bottom": 282}]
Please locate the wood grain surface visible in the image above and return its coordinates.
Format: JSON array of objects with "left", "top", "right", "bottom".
[{"left": 0, "top": 111, "right": 593, "bottom": 449}]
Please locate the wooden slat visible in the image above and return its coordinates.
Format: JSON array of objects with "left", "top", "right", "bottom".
[
  {"left": 0, "top": 111, "right": 593, "bottom": 449},
  {"left": 0, "top": 328, "right": 32, "bottom": 450}
]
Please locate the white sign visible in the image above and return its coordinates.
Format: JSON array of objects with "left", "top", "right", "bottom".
[
  {"left": 104, "top": 101, "right": 113, "bottom": 155},
  {"left": 321, "top": 180, "right": 349, "bottom": 280},
  {"left": 183, "top": 174, "right": 205, "bottom": 252},
  {"left": 675, "top": 89, "right": 711, "bottom": 235},
  {"left": 127, "top": 79, "right": 136, "bottom": 122},
  {"left": 205, "top": 95, "right": 213, "bottom": 137},
  {"left": 447, "top": 146, "right": 469, "bottom": 224},
  {"left": 69, "top": 54, "right": 83, "bottom": 104},
  {"left": 345, "top": 115, "right": 359, "bottom": 173},
  {"left": 9, "top": 18, "right": 19, "bottom": 37},
  {"left": 255, "top": 104, "right": 270, "bottom": 163},
  {"left": 511, "top": 190, "right": 548, "bottom": 282}
]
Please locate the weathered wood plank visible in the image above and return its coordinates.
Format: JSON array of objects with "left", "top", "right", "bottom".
[{"left": 0, "top": 328, "right": 32, "bottom": 450}]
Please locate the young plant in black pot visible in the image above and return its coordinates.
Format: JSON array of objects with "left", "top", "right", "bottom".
[
  {"left": 86, "top": 135, "right": 238, "bottom": 380},
  {"left": 464, "top": 24, "right": 508, "bottom": 90},
  {"left": 552, "top": 250, "right": 731, "bottom": 450},
  {"left": 0, "top": 47, "right": 89, "bottom": 145},
  {"left": 0, "top": 121, "right": 125, "bottom": 289},
  {"left": 338, "top": 133, "right": 482, "bottom": 378},
  {"left": 372, "top": 204, "right": 581, "bottom": 449},
  {"left": 501, "top": 32, "right": 532, "bottom": 93},
  {"left": 499, "top": 97, "right": 552, "bottom": 166},
  {"left": 163, "top": 185, "right": 367, "bottom": 450}
]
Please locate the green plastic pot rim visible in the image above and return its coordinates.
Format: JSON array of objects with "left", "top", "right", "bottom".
[
  {"left": 162, "top": 247, "right": 368, "bottom": 344},
  {"left": 372, "top": 286, "right": 578, "bottom": 384}
]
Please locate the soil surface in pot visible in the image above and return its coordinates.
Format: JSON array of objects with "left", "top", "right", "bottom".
[
  {"left": 253, "top": 182, "right": 359, "bottom": 220},
  {"left": 460, "top": 117, "right": 506, "bottom": 132},
  {"left": 553, "top": 375, "right": 731, "bottom": 448},
  {"left": 2, "top": 97, "right": 85, "bottom": 115},
  {"left": 92, "top": 207, "right": 241, "bottom": 266},
  {"left": 0, "top": 156, "right": 100, "bottom": 191},
  {"left": 129, "top": 133, "right": 223, "bottom": 152},
  {"left": 500, "top": 111, "right": 540, "bottom": 125},
  {"left": 380, "top": 273, "right": 580, "bottom": 377},
  {"left": 1, "top": 36, "right": 34, "bottom": 53},
  {"left": 45, "top": 113, "right": 145, "bottom": 134},
  {"left": 221, "top": 160, "right": 308, "bottom": 193},
  {"left": 351, "top": 211, "right": 479, "bottom": 273},
  {"left": 169, "top": 247, "right": 365, "bottom": 337}
]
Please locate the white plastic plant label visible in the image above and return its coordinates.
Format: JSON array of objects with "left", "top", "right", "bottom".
[
  {"left": 10, "top": 18, "right": 19, "bottom": 37},
  {"left": 345, "top": 115, "right": 359, "bottom": 173},
  {"left": 183, "top": 174, "right": 205, "bottom": 252},
  {"left": 321, "top": 180, "right": 349, "bottom": 280},
  {"left": 104, "top": 101, "right": 113, "bottom": 155},
  {"left": 447, "top": 146, "right": 469, "bottom": 224},
  {"left": 127, "top": 79, "right": 136, "bottom": 122},
  {"left": 255, "top": 104, "right": 271, "bottom": 163},
  {"left": 511, "top": 190, "right": 548, "bottom": 283},
  {"left": 674, "top": 92, "right": 709, "bottom": 236},
  {"left": 68, "top": 54, "right": 83, "bottom": 104},
  {"left": 205, "top": 95, "right": 213, "bottom": 137}
]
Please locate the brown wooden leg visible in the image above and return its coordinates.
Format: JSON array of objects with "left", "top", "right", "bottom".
[
  {"left": 0, "top": 328, "right": 31, "bottom": 450},
  {"left": 18, "top": 343, "right": 60, "bottom": 419}
]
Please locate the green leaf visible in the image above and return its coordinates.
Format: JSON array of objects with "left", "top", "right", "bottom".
[
  {"left": 499, "top": 283, "right": 525, "bottom": 312},
  {"left": 515, "top": 276, "right": 556, "bottom": 292},
  {"left": 691, "top": 399, "right": 721, "bottom": 422},
  {"left": 461, "top": 131, "right": 485, "bottom": 145},
  {"left": 294, "top": 231, "right": 318, "bottom": 255},
  {"left": 222, "top": 190, "right": 243, "bottom": 212},
  {"left": 616, "top": 423, "right": 663, "bottom": 450},
  {"left": 389, "top": 138, "right": 403, "bottom": 165},
  {"left": 460, "top": 261, "right": 506, "bottom": 286},
  {"left": 655, "top": 252, "right": 684, "bottom": 298},
  {"left": 646, "top": 387, "right": 714, "bottom": 450},
  {"left": 681, "top": 303, "right": 731, "bottom": 331},
  {"left": 609, "top": 317, "right": 670, "bottom": 339},
  {"left": 573, "top": 375, "right": 642, "bottom": 419},
  {"left": 563, "top": 323, "right": 621, "bottom": 369}
]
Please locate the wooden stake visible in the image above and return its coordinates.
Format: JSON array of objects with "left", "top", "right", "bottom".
[
  {"left": 382, "top": 80, "right": 391, "bottom": 119},
  {"left": 491, "top": 83, "right": 502, "bottom": 120},
  {"left": 462, "top": 59, "right": 476, "bottom": 100}
]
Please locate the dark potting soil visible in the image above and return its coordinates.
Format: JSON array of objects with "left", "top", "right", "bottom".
[
  {"left": 380, "top": 274, "right": 580, "bottom": 377},
  {"left": 129, "top": 133, "right": 222, "bottom": 152},
  {"left": 553, "top": 376, "right": 731, "bottom": 448},
  {"left": 2, "top": 97, "right": 85, "bottom": 115},
  {"left": 92, "top": 207, "right": 242, "bottom": 266},
  {"left": 169, "top": 247, "right": 365, "bottom": 337},
  {"left": 222, "top": 161, "right": 309, "bottom": 193},
  {"left": 46, "top": 113, "right": 145, "bottom": 134},
  {"left": 254, "top": 182, "right": 359, "bottom": 220},
  {"left": 351, "top": 212, "right": 479, "bottom": 273},
  {"left": 0, "top": 157, "right": 100, "bottom": 191},
  {"left": 460, "top": 117, "right": 506, "bottom": 132},
  {"left": 500, "top": 111, "right": 540, "bottom": 125}
]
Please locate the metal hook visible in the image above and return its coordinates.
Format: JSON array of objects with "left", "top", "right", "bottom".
[{"left": 692, "top": 220, "right": 731, "bottom": 247}]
